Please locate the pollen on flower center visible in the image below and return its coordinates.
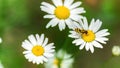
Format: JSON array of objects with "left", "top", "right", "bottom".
[
  {"left": 32, "top": 45, "right": 44, "bottom": 56},
  {"left": 82, "top": 30, "right": 95, "bottom": 42},
  {"left": 54, "top": 6, "right": 70, "bottom": 20},
  {"left": 53, "top": 58, "right": 59, "bottom": 65}
]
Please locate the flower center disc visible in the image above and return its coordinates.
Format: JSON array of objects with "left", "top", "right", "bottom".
[
  {"left": 53, "top": 58, "right": 59, "bottom": 65},
  {"left": 82, "top": 30, "right": 95, "bottom": 42},
  {"left": 32, "top": 45, "right": 44, "bottom": 56},
  {"left": 54, "top": 6, "right": 70, "bottom": 20}
]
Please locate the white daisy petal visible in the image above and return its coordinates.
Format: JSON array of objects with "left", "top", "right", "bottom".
[
  {"left": 40, "top": 6, "right": 54, "bottom": 14},
  {"left": 89, "top": 18, "right": 95, "bottom": 30},
  {"left": 37, "top": 56, "right": 48, "bottom": 63},
  {"left": 78, "top": 19, "right": 84, "bottom": 28},
  {"left": 41, "top": 2, "right": 55, "bottom": 11},
  {"left": 58, "top": 23, "right": 63, "bottom": 31},
  {"left": 70, "top": 14, "right": 83, "bottom": 22},
  {"left": 44, "top": 53, "right": 54, "bottom": 58},
  {"left": 85, "top": 43, "right": 90, "bottom": 51},
  {"left": 52, "top": 0, "right": 62, "bottom": 6},
  {"left": 70, "top": 2, "right": 82, "bottom": 9},
  {"left": 22, "top": 42, "right": 32, "bottom": 50},
  {"left": 22, "top": 34, "right": 55, "bottom": 64},
  {"left": 35, "top": 34, "right": 41, "bottom": 45},
  {"left": 71, "top": 8, "right": 86, "bottom": 14},
  {"left": 89, "top": 43, "right": 94, "bottom": 53},
  {"left": 96, "top": 29, "right": 108, "bottom": 34},
  {"left": 76, "top": 39, "right": 84, "bottom": 46},
  {"left": 95, "top": 38, "right": 106, "bottom": 44},
  {"left": 61, "top": 20, "right": 66, "bottom": 30},
  {"left": 64, "top": 0, "right": 74, "bottom": 7},
  {"left": 68, "top": 34, "right": 79, "bottom": 38},
  {"left": 98, "top": 33, "right": 110, "bottom": 37},
  {"left": 72, "top": 39, "right": 80, "bottom": 44},
  {"left": 44, "top": 15, "right": 55, "bottom": 18},
  {"left": 46, "top": 18, "right": 59, "bottom": 28},
  {"left": 83, "top": 17, "right": 88, "bottom": 30},
  {"left": 22, "top": 40, "right": 33, "bottom": 50},
  {"left": 46, "top": 48, "right": 55, "bottom": 52},
  {"left": 23, "top": 51, "right": 31, "bottom": 54},
  {"left": 39, "top": 34, "right": 44, "bottom": 45},
  {"left": 72, "top": 21, "right": 82, "bottom": 29},
  {"left": 92, "top": 41, "right": 103, "bottom": 48},
  {"left": 68, "top": 31, "right": 80, "bottom": 38},
  {"left": 42, "top": 56, "right": 48, "bottom": 62},
  {"left": 92, "top": 19, "right": 102, "bottom": 32},
  {"left": 65, "top": 19, "right": 74, "bottom": 29},
  {"left": 42, "top": 37, "right": 48, "bottom": 47},
  {"left": 79, "top": 42, "right": 85, "bottom": 50},
  {"left": 37, "top": 56, "right": 44, "bottom": 64},
  {"left": 45, "top": 43, "right": 55, "bottom": 51},
  {"left": 96, "top": 29, "right": 110, "bottom": 37},
  {"left": 58, "top": 20, "right": 66, "bottom": 31},
  {"left": 58, "top": 0, "right": 63, "bottom": 6},
  {"left": 69, "top": 31, "right": 77, "bottom": 34},
  {"left": 98, "top": 37, "right": 109, "bottom": 41},
  {"left": 28, "top": 35, "right": 37, "bottom": 45}
]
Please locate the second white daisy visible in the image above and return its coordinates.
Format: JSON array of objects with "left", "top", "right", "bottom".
[
  {"left": 0, "top": 37, "right": 2, "bottom": 44},
  {"left": 45, "top": 49, "right": 74, "bottom": 68},
  {"left": 22, "top": 34, "right": 55, "bottom": 64},
  {"left": 40, "top": 0, "right": 85, "bottom": 31},
  {"left": 112, "top": 46, "right": 120, "bottom": 56},
  {"left": 69, "top": 17, "right": 110, "bottom": 53},
  {"left": 0, "top": 61, "right": 4, "bottom": 68}
]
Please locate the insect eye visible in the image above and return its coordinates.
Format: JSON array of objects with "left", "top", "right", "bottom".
[{"left": 85, "top": 31, "right": 88, "bottom": 34}]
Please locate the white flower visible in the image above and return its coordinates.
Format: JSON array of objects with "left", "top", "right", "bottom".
[
  {"left": 0, "top": 38, "right": 2, "bottom": 43},
  {"left": 69, "top": 17, "right": 110, "bottom": 53},
  {"left": 0, "top": 61, "right": 4, "bottom": 68},
  {"left": 40, "top": 0, "right": 85, "bottom": 31},
  {"left": 112, "top": 46, "right": 120, "bottom": 56},
  {"left": 22, "top": 34, "right": 55, "bottom": 64},
  {"left": 45, "top": 49, "right": 74, "bottom": 68}
]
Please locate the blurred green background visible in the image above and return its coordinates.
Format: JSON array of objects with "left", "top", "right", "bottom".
[{"left": 0, "top": 0, "right": 120, "bottom": 68}]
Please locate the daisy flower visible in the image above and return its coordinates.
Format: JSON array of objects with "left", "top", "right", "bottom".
[
  {"left": 22, "top": 34, "right": 55, "bottom": 64},
  {"left": 40, "top": 0, "right": 86, "bottom": 31},
  {"left": 0, "top": 37, "right": 2, "bottom": 43},
  {"left": 45, "top": 49, "right": 74, "bottom": 68},
  {"left": 112, "top": 46, "right": 120, "bottom": 56},
  {"left": 0, "top": 61, "right": 4, "bottom": 68},
  {"left": 69, "top": 17, "right": 110, "bottom": 53}
]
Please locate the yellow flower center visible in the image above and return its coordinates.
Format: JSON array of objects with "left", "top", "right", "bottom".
[
  {"left": 82, "top": 30, "right": 95, "bottom": 42},
  {"left": 54, "top": 6, "right": 70, "bottom": 20},
  {"left": 53, "top": 58, "right": 59, "bottom": 65},
  {"left": 32, "top": 45, "right": 44, "bottom": 56}
]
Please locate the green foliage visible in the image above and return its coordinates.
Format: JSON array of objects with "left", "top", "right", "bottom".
[{"left": 0, "top": 0, "right": 120, "bottom": 68}]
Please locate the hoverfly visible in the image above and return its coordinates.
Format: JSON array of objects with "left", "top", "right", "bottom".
[{"left": 74, "top": 28, "right": 88, "bottom": 34}]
